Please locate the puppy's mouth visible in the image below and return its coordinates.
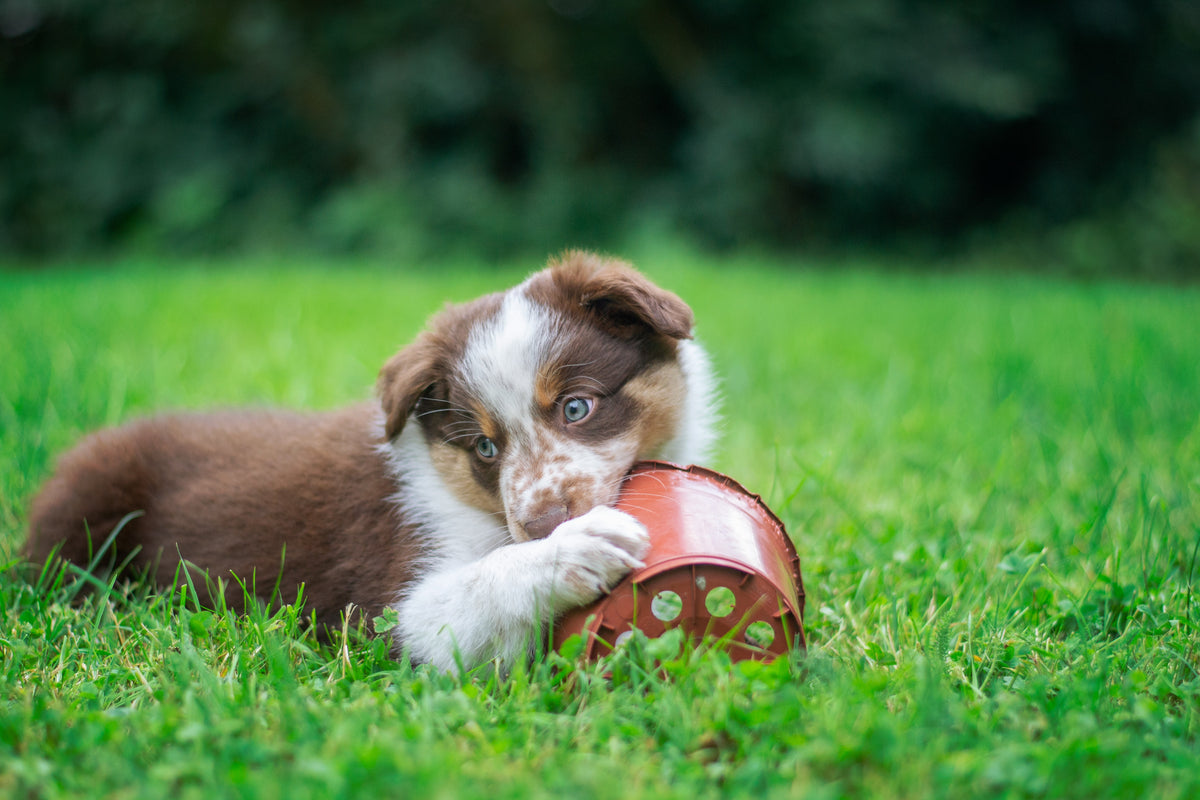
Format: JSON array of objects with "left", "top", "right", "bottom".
[
  {"left": 506, "top": 482, "right": 623, "bottom": 543},
  {"left": 500, "top": 440, "right": 640, "bottom": 543}
]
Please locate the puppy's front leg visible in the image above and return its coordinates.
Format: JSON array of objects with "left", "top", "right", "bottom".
[{"left": 393, "top": 506, "right": 649, "bottom": 672}]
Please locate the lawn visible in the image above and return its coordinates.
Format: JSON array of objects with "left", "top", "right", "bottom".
[{"left": 2, "top": 253, "right": 1198, "bottom": 799}]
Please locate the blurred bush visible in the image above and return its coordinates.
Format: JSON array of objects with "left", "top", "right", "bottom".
[{"left": 1, "top": 0, "right": 1197, "bottom": 272}]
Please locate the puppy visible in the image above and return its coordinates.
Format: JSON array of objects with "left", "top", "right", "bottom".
[{"left": 24, "top": 251, "right": 718, "bottom": 671}]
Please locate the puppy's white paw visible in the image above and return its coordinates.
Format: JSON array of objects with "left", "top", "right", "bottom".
[{"left": 545, "top": 506, "right": 650, "bottom": 611}]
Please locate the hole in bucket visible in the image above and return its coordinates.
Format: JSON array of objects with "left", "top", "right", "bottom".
[
  {"left": 705, "top": 587, "right": 736, "bottom": 617},
  {"left": 651, "top": 590, "right": 682, "bottom": 621},
  {"left": 745, "top": 620, "right": 776, "bottom": 649}
]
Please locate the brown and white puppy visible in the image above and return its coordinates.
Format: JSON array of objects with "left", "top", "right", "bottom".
[{"left": 24, "top": 251, "right": 719, "bottom": 671}]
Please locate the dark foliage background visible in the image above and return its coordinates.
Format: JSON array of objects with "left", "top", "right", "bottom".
[{"left": 2, "top": 0, "right": 1198, "bottom": 272}]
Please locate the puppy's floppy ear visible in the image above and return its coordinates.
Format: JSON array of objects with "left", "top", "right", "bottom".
[
  {"left": 376, "top": 333, "right": 441, "bottom": 440},
  {"left": 557, "top": 251, "right": 695, "bottom": 340}
]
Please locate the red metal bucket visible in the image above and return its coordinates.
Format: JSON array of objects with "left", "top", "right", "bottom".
[{"left": 554, "top": 461, "right": 806, "bottom": 661}]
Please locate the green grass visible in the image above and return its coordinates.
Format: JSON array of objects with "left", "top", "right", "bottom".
[{"left": 2, "top": 254, "right": 1199, "bottom": 798}]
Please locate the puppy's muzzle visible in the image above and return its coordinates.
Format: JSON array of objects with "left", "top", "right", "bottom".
[{"left": 522, "top": 505, "right": 571, "bottom": 540}]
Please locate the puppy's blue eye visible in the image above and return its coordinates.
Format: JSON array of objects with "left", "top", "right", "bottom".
[
  {"left": 475, "top": 437, "right": 498, "bottom": 460},
  {"left": 563, "top": 397, "right": 594, "bottom": 423}
]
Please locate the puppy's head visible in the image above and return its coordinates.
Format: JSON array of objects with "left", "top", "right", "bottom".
[{"left": 378, "top": 251, "right": 716, "bottom": 542}]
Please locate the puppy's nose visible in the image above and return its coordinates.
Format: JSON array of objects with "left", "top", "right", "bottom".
[{"left": 523, "top": 505, "right": 571, "bottom": 540}]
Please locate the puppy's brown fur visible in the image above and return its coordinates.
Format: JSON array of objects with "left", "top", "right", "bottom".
[{"left": 25, "top": 404, "right": 416, "bottom": 627}]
